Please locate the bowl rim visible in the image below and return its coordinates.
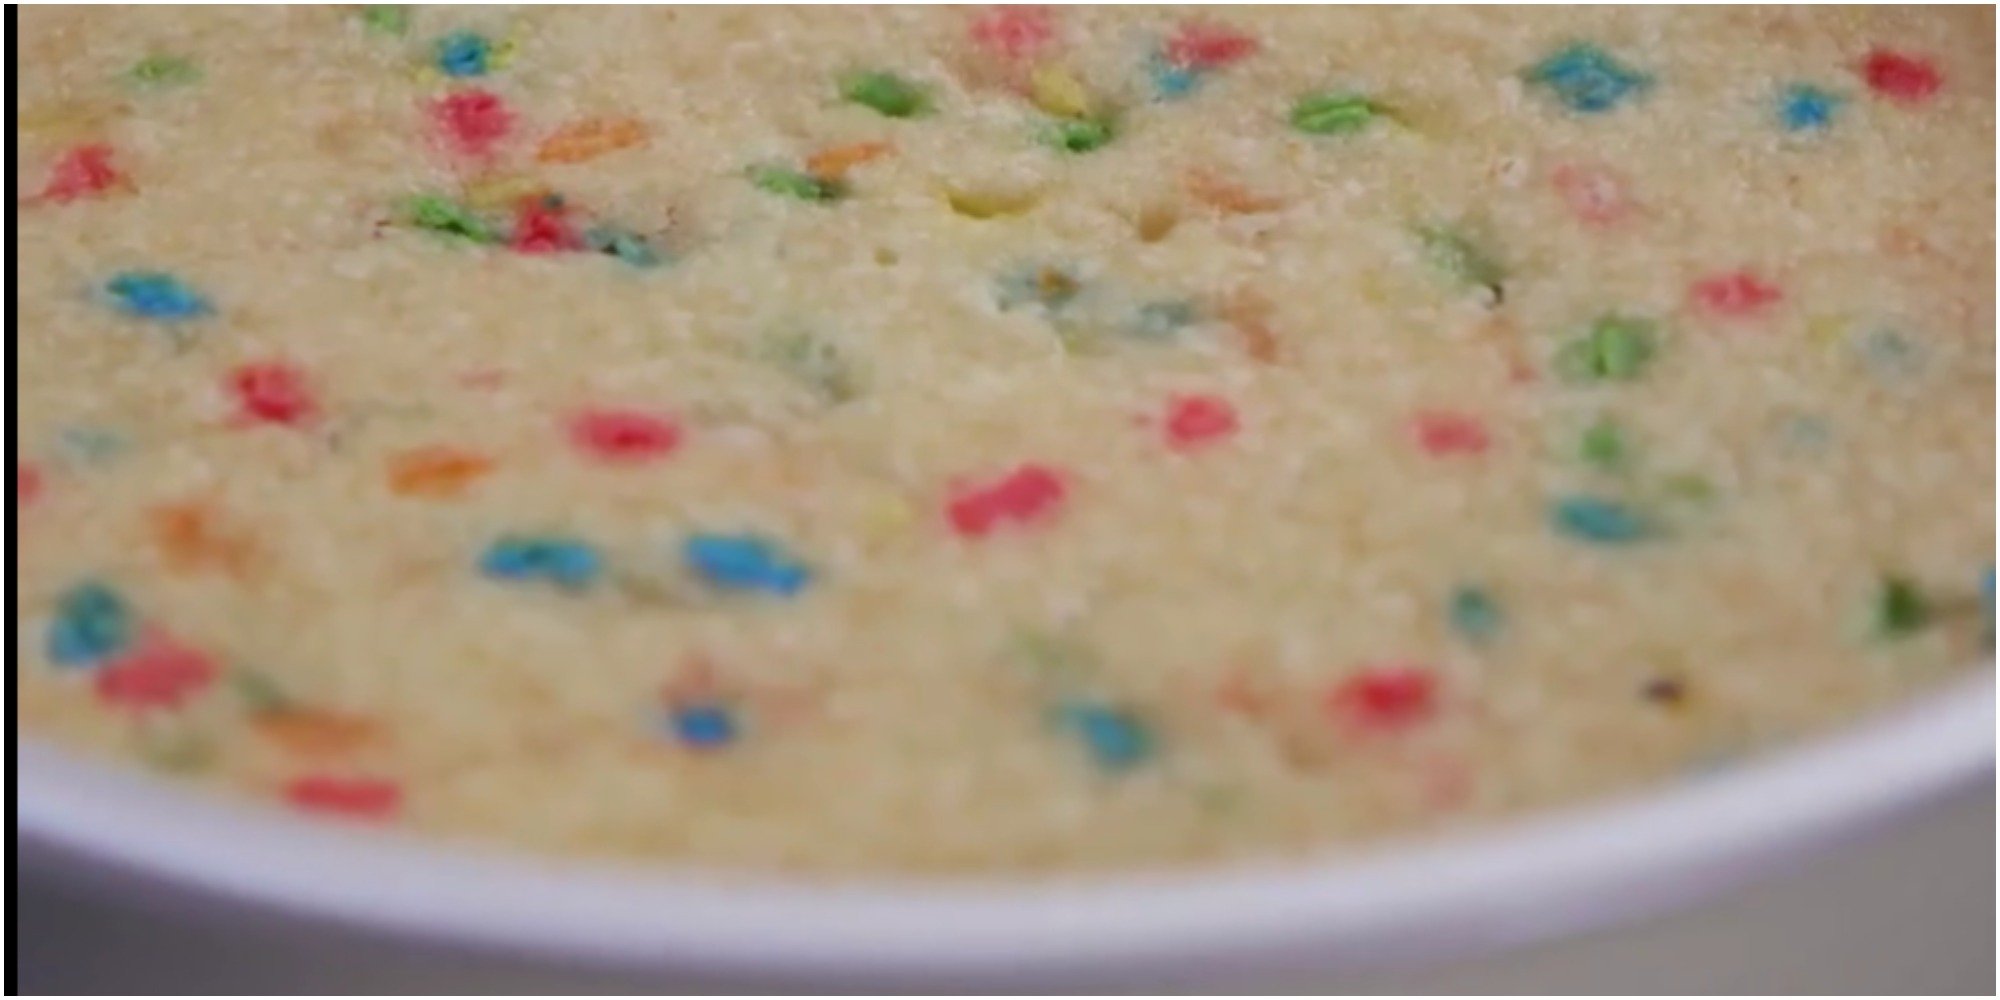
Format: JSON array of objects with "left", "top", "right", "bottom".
[{"left": 18, "top": 669, "right": 1994, "bottom": 985}]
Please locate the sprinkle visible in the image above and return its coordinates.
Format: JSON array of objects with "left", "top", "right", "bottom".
[
  {"left": 1855, "top": 328, "right": 1923, "bottom": 379},
  {"left": 360, "top": 5, "right": 409, "bottom": 35},
  {"left": 1184, "top": 169, "right": 1280, "bottom": 215},
  {"left": 1578, "top": 417, "right": 1628, "bottom": 471},
  {"left": 536, "top": 116, "right": 649, "bottom": 164},
  {"left": 1164, "top": 394, "right": 1239, "bottom": 451},
  {"left": 430, "top": 88, "right": 514, "bottom": 158},
  {"left": 1550, "top": 495, "right": 1649, "bottom": 544},
  {"left": 254, "top": 708, "right": 378, "bottom": 758},
  {"left": 93, "top": 629, "right": 219, "bottom": 711},
  {"left": 434, "top": 31, "right": 494, "bottom": 78},
  {"left": 387, "top": 446, "right": 495, "bottom": 498},
  {"left": 749, "top": 164, "right": 843, "bottom": 202},
  {"left": 667, "top": 702, "right": 739, "bottom": 749},
  {"left": 1554, "top": 314, "right": 1658, "bottom": 382},
  {"left": 47, "top": 581, "right": 136, "bottom": 667},
  {"left": 105, "top": 271, "right": 211, "bottom": 321},
  {"left": 461, "top": 173, "right": 548, "bottom": 212},
  {"left": 18, "top": 464, "right": 44, "bottom": 507},
  {"left": 947, "top": 463, "right": 1068, "bottom": 538},
  {"left": 1028, "top": 64, "right": 1094, "bottom": 119},
  {"left": 568, "top": 408, "right": 681, "bottom": 463},
  {"left": 1326, "top": 664, "right": 1438, "bottom": 733},
  {"left": 227, "top": 362, "right": 318, "bottom": 426},
  {"left": 57, "top": 425, "right": 126, "bottom": 465},
  {"left": 806, "top": 141, "right": 894, "bottom": 182},
  {"left": 129, "top": 54, "right": 201, "bottom": 88},
  {"left": 34, "top": 144, "right": 126, "bottom": 203},
  {"left": 946, "top": 186, "right": 1038, "bottom": 219},
  {"left": 1449, "top": 586, "right": 1502, "bottom": 644},
  {"left": 479, "top": 535, "right": 604, "bottom": 591},
  {"left": 1659, "top": 473, "right": 1715, "bottom": 506},
  {"left": 1779, "top": 84, "right": 1842, "bottom": 131},
  {"left": 969, "top": 6, "right": 1056, "bottom": 62},
  {"left": 1044, "top": 116, "right": 1115, "bottom": 153},
  {"left": 1874, "top": 575, "right": 1930, "bottom": 637},
  {"left": 1524, "top": 43, "right": 1650, "bottom": 114},
  {"left": 996, "top": 263, "right": 1081, "bottom": 311},
  {"left": 1551, "top": 162, "right": 1632, "bottom": 225},
  {"left": 148, "top": 500, "right": 256, "bottom": 577},
  {"left": 582, "top": 225, "right": 664, "bottom": 268},
  {"left": 683, "top": 533, "right": 813, "bottom": 597},
  {"left": 1220, "top": 288, "right": 1281, "bottom": 363},
  {"left": 1055, "top": 702, "right": 1155, "bottom": 770},
  {"left": 509, "top": 194, "right": 581, "bottom": 254},
  {"left": 1148, "top": 57, "right": 1200, "bottom": 100},
  {"left": 1641, "top": 676, "right": 1687, "bottom": 707},
  {"left": 1163, "top": 21, "right": 1259, "bottom": 70},
  {"left": 762, "top": 330, "right": 860, "bottom": 403},
  {"left": 405, "top": 193, "right": 500, "bottom": 243},
  {"left": 1861, "top": 49, "right": 1942, "bottom": 103},
  {"left": 1131, "top": 300, "right": 1198, "bottom": 341},
  {"left": 1691, "top": 270, "right": 1782, "bottom": 318},
  {"left": 1416, "top": 224, "right": 1505, "bottom": 301},
  {"left": 842, "top": 70, "right": 931, "bottom": 118},
  {"left": 1411, "top": 410, "right": 1491, "bottom": 457},
  {"left": 1290, "top": 92, "right": 1386, "bottom": 135},
  {"left": 285, "top": 775, "right": 401, "bottom": 819}
]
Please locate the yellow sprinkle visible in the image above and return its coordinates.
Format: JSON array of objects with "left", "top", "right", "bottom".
[
  {"left": 1029, "top": 64, "right": 1093, "bottom": 119},
  {"left": 944, "top": 186, "right": 1038, "bottom": 219},
  {"left": 859, "top": 492, "right": 913, "bottom": 539},
  {"left": 1807, "top": 313, "right": 1850, "bottom": 349},
  {"left": 462, "top": 173, "right": 550, "bottom": 210},
  {"left": 411, "top": 64, "right": 443, "bottom": 87}
]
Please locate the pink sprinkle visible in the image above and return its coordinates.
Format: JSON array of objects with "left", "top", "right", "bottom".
[
  {"left": 947, "top": 463, "right": 1067, "bottom": 537},
  {"left": 970, "top": 6, "right": 1056, "bottom": 61},
  {"left": 1165, "top": 21, "right": 1259, "bottom": 70},
  {"left": 19, "top": 464, "right": 44, "bottom": 507},
  {"left": 510, "top": 197, "right": 581, "bottom": 254},
  {"left": 1551, "top": 162, "right": 1631, "bottom": 226},
  {"left": 228, "top": 362, "right": 318, "bottom": 426},
  {"left": 568, "top": 408, "right": 682, "bottom": 462},
  {"left": 430, "top": 88, "right": 514, "bottom": 157},
  {"left": 93, "top": 629, "right": 218, "bottom": 711},
  {"left": 285, "top": 775, "right": 402, "bottom": 820},
  {"left": 1862, "top": 49, "right": 1942, "bottom": 103},
  {"left": 1326, "top": 664, "right": 1438, "bottom": 734},
  {"left": 36, "top": 144, "right": 124, "bottom": 204},
  {"left": 1691, "top": 270, "right": 1783, "bottom": 318},
  {"left": 1411, "top": 410, "right": 1491, "bottom": 457},
  {"left": 1164, "top": 394, "right": 1239, "bottom": 450}
]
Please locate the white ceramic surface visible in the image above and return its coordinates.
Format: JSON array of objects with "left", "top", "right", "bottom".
[{"left": 17, "top": 669, "right": 1995, "bottom": 990}]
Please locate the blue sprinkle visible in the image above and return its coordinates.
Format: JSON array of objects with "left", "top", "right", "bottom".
[
  {"left": 683, "top": 533, "right": 812, "bottom": 597},
  {"left": 1056, "top": 702, "right": 1154, "bottom": 771},
  {"left": 1525, "top": 43, "right": 1650, "bottom": 114},
  {"left": 478, "top": 536, "right": 603, "bottom": 591},
  {"left": 434, "top": 31, "right": 492, "bottom": 77},
  {"left": 46, "top": 581, "right": 135, "bottom": 667},
  {"left": 1551, "top": 496, "right": 1649, "bottom": 544},
  {"left": 1449, "top": 585, "right": 1503, "bottom": 643},
  {"left": 583, "top": 226, "right": 665, "bottom": 268},
  {"left": 1131, "top": 300, "right": 1198, "bottom": 341},
  {"left": 58, "top": 426, "right": 128, "bottom": 464},
  {"left": 668, "top": 703, "right": 738, "bottom": 749},
  {"left": 104, "top": 271, "right": 211, "bottom": 321},
  {"left": 1148, "top": 55, "right": 1201, "bottom": 100},
  {"left": 1856, "top": 329, "right": 1923, "bottom": 379},
  {"left": 1779, "top": 84, "right": 1841, "bottom": 131}
]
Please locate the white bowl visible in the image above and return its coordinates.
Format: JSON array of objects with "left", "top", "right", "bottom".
[{"left": 19, "top": 669, "right": 1994, "bottom": 990}]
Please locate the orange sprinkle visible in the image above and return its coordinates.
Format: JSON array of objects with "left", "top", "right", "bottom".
[
  {"left": 147, "top": 500, "right": 256, "bottom": 577},
  {"left": 1221, "top": 288, "right": 1281, "bottom": 363},
  {"left": 806, "top": 141, "right": 895, "bottom": 181},
  {"left": 535, "top": 116, "right": 649, "bottom": 165},
  {"left": 255, "top": 709, "right": 379, "bottom": 759},
  {"left": 387, "top": 446, "right": 495, "bottom": 499},
  {"left": 1185, "top": 168, "right": 1281, "bottom": 215}
]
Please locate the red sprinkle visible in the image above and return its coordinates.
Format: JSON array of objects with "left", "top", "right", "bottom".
[
  {"left": 1411, "top": 410, "right": 1491, "bottom": 457},
  {"left": 568, "top": 408, "right": 682, "bottom": 462},
  {"left": 1326, "top": 664, "right": 1438, "bottom": 734},
  {"left": 1691, "top": 270, "right": 1783, "bottom": 318},
  {"left": 19, "top": 464, "right": 44, "bottom": 507},
  {"left": 509, "top": 197, "right": 581, "bottom": 254},
  {"left": 430, "top": 88, "right": 514, "bottom": 157},
  {"left": 228, "top": 362, "right": 319, "bottom": 426},
  {"left": 93, "top": 629, "right": 218, "bottom": 711},
  {"left": 285, "top": 775, "right": 402, "bottom": 820},
  {"left": 970, "top": 6, "right": 1056, "bottom": 61},
  {"left": 1551, "top": 162, "right": 1631, "bottom": 226},
  {"left": 36, "top": 144, "right": 124, "bottom": 204},
  {"left": 947, "top": 463, "right": 1067, "bottom": 538},
  {"left": 1165, "top": 21, "right": 1259, "bottom": 70},
  {"left": 1165, "top": 394, "right": 1239, "bottom": 450},
  {"left": 1862, "top": 49, "right": 1942, "bottom": 103}
]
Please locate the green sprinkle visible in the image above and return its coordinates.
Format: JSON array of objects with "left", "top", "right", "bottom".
[
  {"left": 749, "top": 165, "right": 843, "bottom": 202},
  {"left": 1579, "top": 418, "right": 1628, "bottom": 471},
  {"left": 1417, "top": 224, "right": 1505, "bottom": 300},
  {"left": 1449, "top": 585, "right": 1503, "bottom": 644},
  {"left": 1044, "top": 116, "right": 1116, "bottom": 153},
  {"left": 1290, "top": 92, "right": 1385, "bottom": 136},
  {"left": 360, "top": 5, "right": 409, "bottom": 36},
  {"left": 231, "top": 670, "right": 294, "bottom": 715},
  {"left": 1875, "top": 576, "right": 1930, "bottom": 638},
  {"left": 583, "top": 225, "right": 665, "bottom": 268},
  {"left": 763, "top": 330, "right": 860, "bottom": 403},
  {"left": 1555, "top": 314, "right": 1658, "bottom": 383},
  {"left": 406, "top": 194, "right": 499, "bottom": 243},
  {"left": 130, "top": 54, "right": 201, "bottom": 88},
  {"left": 1131, "top": 300, "right": 1198, "bottom": 341},
  {"left": 1659, "top": 473, "right": 1714, "bottom": 504},
  {"left": 841, "top": 70, "right": 930, "bottom": 118}
]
